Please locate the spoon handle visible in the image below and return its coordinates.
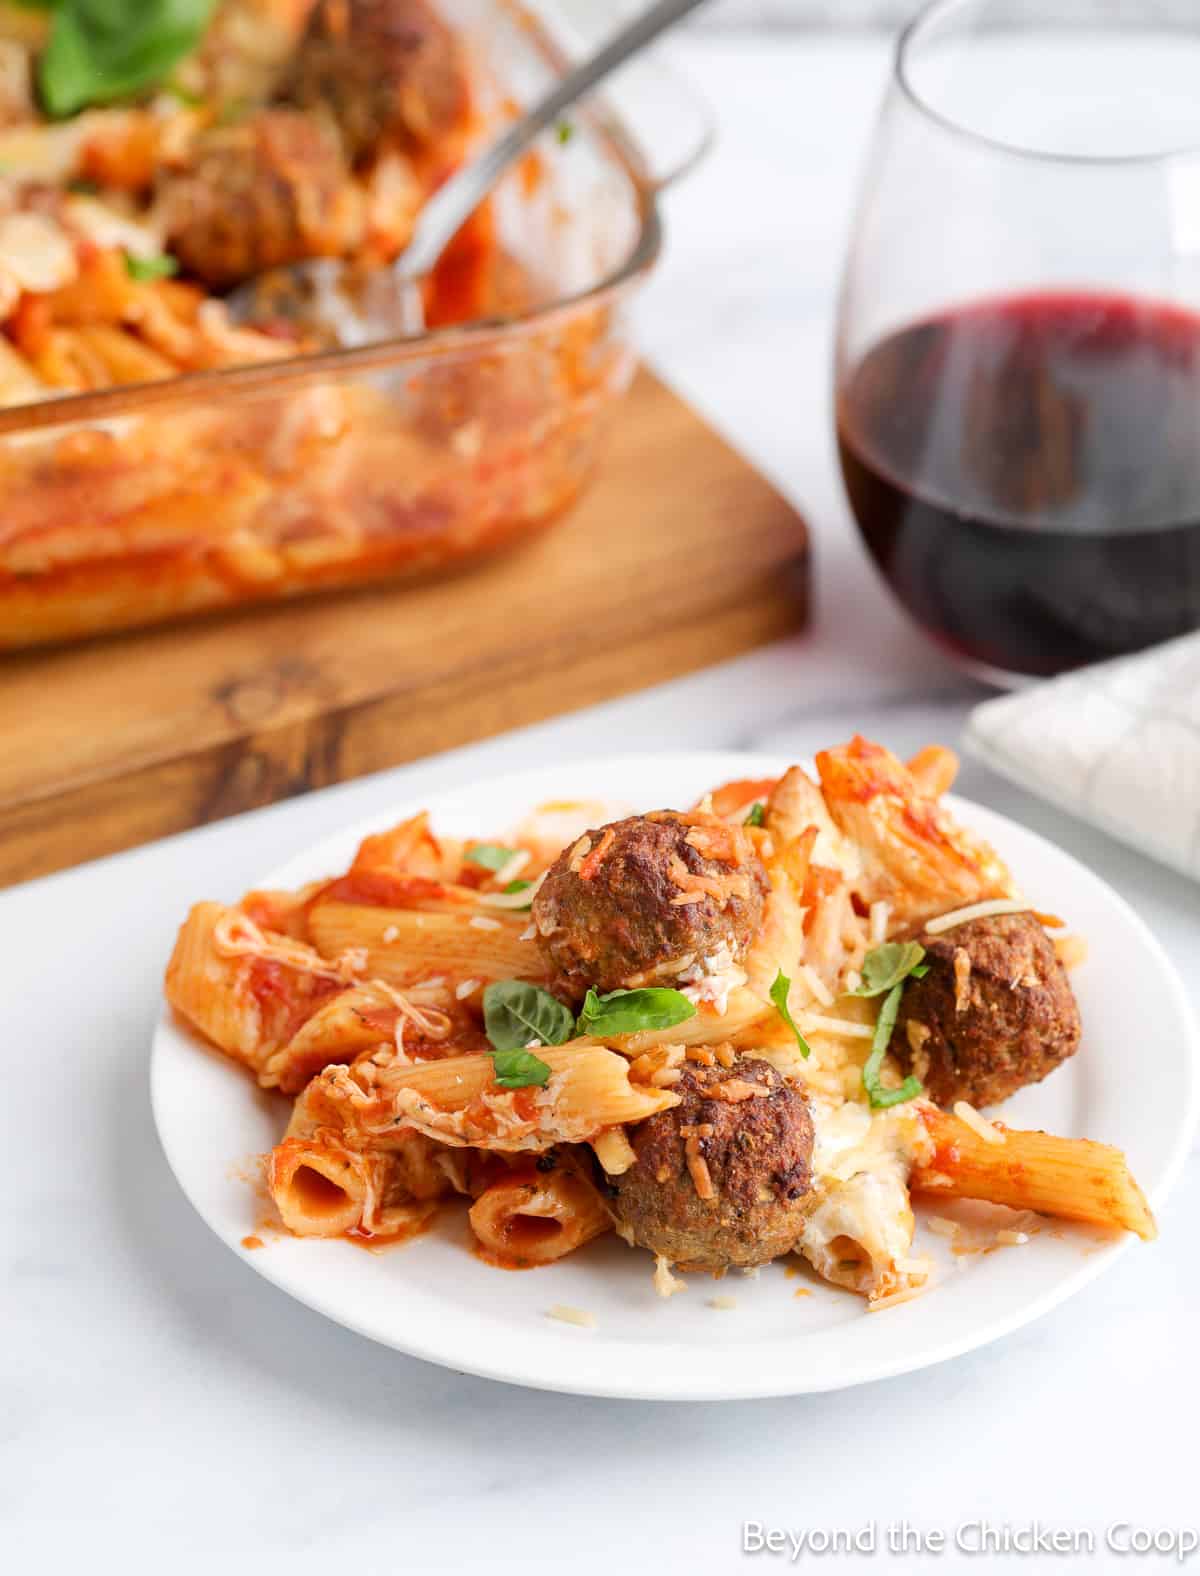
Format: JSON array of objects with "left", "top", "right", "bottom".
[{"left": 400, "top": 0, "right": 715, "bottom": 281}]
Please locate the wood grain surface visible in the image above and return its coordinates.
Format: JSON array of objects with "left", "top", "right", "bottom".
[{"left": 0, "top": 368, "right": 810, "bottom": 886}]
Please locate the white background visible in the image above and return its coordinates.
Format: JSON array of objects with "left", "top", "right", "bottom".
[{"left": 4, "top": 29, "right": 1198, "bottom": 1576}]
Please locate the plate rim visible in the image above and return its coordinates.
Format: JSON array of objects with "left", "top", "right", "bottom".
[{"left": 151, "top": 749, "right": 1200, "bottom": 1400}]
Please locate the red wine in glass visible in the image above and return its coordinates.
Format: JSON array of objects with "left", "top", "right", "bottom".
[{"left": 837, "top": 291, "right": 1200, "bottom": 679}]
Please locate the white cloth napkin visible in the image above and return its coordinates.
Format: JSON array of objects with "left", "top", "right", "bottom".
[{"left": 963, "top": 632, "right": 1200, "bottom": 882}]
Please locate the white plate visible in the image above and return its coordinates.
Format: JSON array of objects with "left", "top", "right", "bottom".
[{"left": 151, "top": 752, "right": 1200, "bottom": 1400}]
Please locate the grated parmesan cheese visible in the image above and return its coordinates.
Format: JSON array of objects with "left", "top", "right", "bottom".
[
  {"left": 477, "top": 871, "right": 547, "bottom": 910},
  {"left": 925, "top": 899, "right": 1029, "bottom": 934},
  {"left": 798, "top": 964, "right": 834, "bottom": 1007},
  {"left": 492, "top": 849, "right": 530, "bottom": 886},
  {"left": 653, "top": 1255, "right": 686, "bottom": 1298},
  {"left": 546, "top": 1304, "right": 596, "bottom": 1328},
  {"left": 707, "top": 1296, "right": 737, "bottom": 1311},
  {"left": 868, "top": 1281, "right": 932, "bottom": 1311},
  {"left": 924, "top": 1216, "right": 960, "bottom": 1239},
  {"left": 953, "top": 1100, "right": 1006, "bottom": 1145},
  {"left": 798, "top": 1014, "right": 874, "bottom": 1040}
]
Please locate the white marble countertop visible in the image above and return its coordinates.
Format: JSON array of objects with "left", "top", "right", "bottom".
[{"left": 5, "top": 35, "right": 1198, "bottom": 1575}]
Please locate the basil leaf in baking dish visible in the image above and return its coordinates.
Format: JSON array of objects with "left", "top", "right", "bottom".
[
  {"left": 743, "top": 802, "right": 766, "bottom": 827},
  {"left": 465, "top": 843, "right": 520, "bottom": 871},
  {"left": 125, "top": 252, "right": 179, "bottom": 282},
  {"left": 862, "top": 981, "right": 923, "bottom": 1110},
  {"left": 483, "top": 980, "right": 574, "bottom": 1054},
  {"left": 769, "top": 969, "right": 812, "bottom": 1060},
  {"left": 851, "top": 940, "right": 929, "bottom": 998},
  {"left": 490, "top": 1048, "right": 552, "bottom": 1090},
  {"left": 39, "top": 0, "right": 217, "bottom": 119},
  {"left": 576, "top": 987, "right": 696, "bottom": 1038}
]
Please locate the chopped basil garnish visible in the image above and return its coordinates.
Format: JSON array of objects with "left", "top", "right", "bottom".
[
  {"left": 576, "top": 986, "right": 696, "bottom": 1038},
  {"left": 482, "top": 980, "right": 573, "bottom": 1053},
  {"left": 38, "top": 0, "right": 217, "bottom": 119},
  {"left": 466, "top": 842, "right": 519, "bottom": 872},
  {"left": 744, "top": 802, "right": 765, "bottom": 827},
  {"left": 491, "top": 1047, "right": 552, "bottom": 1089},
  {"left": 769, "top": 969, "right": 812, "bottom": 1059},
  {"left": 555, "top": 119, "right": 574, "bottom": 145},
  {"left": 862, "top": 981, "right": 923, "bottom": 1109},
  {"left": 850, "top": 940, "right": 929, "bottom": 998},
  {"left": 125, "top": 252, "right": 179, "bottom": 282},
  {"left": 503, "top": 879, "right": 532, "bottom": 894}
]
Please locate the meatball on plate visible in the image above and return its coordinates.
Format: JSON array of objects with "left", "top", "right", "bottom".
[{"left": 153, "top": 743, "right": 1198, "bottom": 1398}]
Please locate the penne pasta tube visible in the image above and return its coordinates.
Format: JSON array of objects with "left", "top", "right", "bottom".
[
  {"left": 913, "top": 1106, "right": 1157, "bottom": 1240},
  {"left": 314, "top": 1043, "right": 678, "bottom": 1153},
  {"left": 798, "top": 1162, "right": 920, "bottom": 1302},
  {"left": 165, "top": 902, "right": 354, "bottom": 1080},
  {"left": 308, "top": 901, "right": 544, "bottom": 985},
  {"left": 468, "top": 1166, "right": 611, "bottom": 1266},
  {"left": 166, "top": 901, "right": 265, "bottom": 1069},
  {"left": 267, "top": 1131, "right": 445, "bottom": 1241},
  {"left": 267, "top": 1136, "right": 387, "bottom": 1238},
  {"left": 261, "top": 985, "right": 394, "bottom": 1094}
]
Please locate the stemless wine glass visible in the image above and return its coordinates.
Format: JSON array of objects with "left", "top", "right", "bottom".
[{"left": 835, "top": 0, "right": 1200, "bottom": 686}]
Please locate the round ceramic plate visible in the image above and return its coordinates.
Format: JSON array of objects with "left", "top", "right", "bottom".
[{"left": 151, "top": 752, "right": 1199, "bottom": 1400}]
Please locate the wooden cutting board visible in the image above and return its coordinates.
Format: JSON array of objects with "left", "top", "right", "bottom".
[{"left": 0, "top": 368, "right": 809, "bottom": 887}]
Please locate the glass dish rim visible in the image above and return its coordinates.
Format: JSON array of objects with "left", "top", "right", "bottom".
[
  {"left": 896, "top": 0, "right": 1200, "bottom": 169},
  {"left": 0, "top": 0, "right": 662, "bottom": 439}
]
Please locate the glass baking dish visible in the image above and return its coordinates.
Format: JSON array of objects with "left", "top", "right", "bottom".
[{"left": 0, "top": 0, "right": 710, "bottom": 649}]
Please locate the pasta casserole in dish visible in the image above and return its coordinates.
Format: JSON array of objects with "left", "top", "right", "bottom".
[{"left": 0, "top": 0, "right": 668, "bottom": 646}]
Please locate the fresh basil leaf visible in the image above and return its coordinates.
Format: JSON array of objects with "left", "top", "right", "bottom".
[
  {"left": 862, "top": 981, "right": 923, "bottom": 1110},
  {"left": 503, "top": 879, "right": 532, "bottom": 894},
  {"left": 769, "top": 968, "right": 812, "bottom": 1059},
  {"left": 125, "top": 251, "right": 178, "bottom": 281},
  {"left": 465, "top": 842, "right": 519, "bottom": 872},
  {"left": 483, "top": 980, "right": 573, "bottom": 1054},
  {"left": 490, "top": 1047, "right": 551, "bottom": 1089},
  {"left": 851, "top": 940, "right": 928, "bottom": 998},
  {"left": 39, "top": 0, "right": 217, "bottom": 119},
  {"left": 744, "top": 802, "right": 765, "bottom": 827},
  {"left": 555, "top": 119, "right": 574, "bottom": 145},
  {"left": 576, "top": 987, "right": 696, "bottom": 1038}
]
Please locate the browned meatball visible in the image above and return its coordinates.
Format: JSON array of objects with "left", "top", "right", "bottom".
[
  {"left": 284, "top": 0, "right": 470, "bottom": 164},
  {"left": 159, "top": 109, "right": 362, "bottom": 288},
  {"left": 896, "top": 912, "right": 1081, "bottom": 1108},
  {"left": 531, "top": 813, "right": 769, "bottom": 1002},
  {"left": 604, "top": 1057, "right": 815, "bottom": 1272}
]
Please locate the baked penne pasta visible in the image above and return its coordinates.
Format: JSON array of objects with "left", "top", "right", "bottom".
[
  {"left": 312, "top": 1043, "right": 678, "bottom": 1154},
  {"left": 166, "top": 901, "right": 350, "bottom": 1076},
  {"left": 468, "top": 1165, "right": 611, "bottom": 1266},
  {"left": 308, "top": 901, "right": 545, "bottom": 987},
  {"left": 913, "top": 1106, "right": 1157, "bottom": 1240},
  {"left": 165, "top": 736, "right": 1157, "bottom": 1319},
  {"left": 799, "top": 1165, "right": 919, "bottom": 1302},
  {"left": 268, "top": 1136, "right": 390, "bottom": 1239}
]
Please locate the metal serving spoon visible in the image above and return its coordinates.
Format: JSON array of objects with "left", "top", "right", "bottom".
[{"left": 228, "top": 0, "right": 715, "bottom": 345}]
